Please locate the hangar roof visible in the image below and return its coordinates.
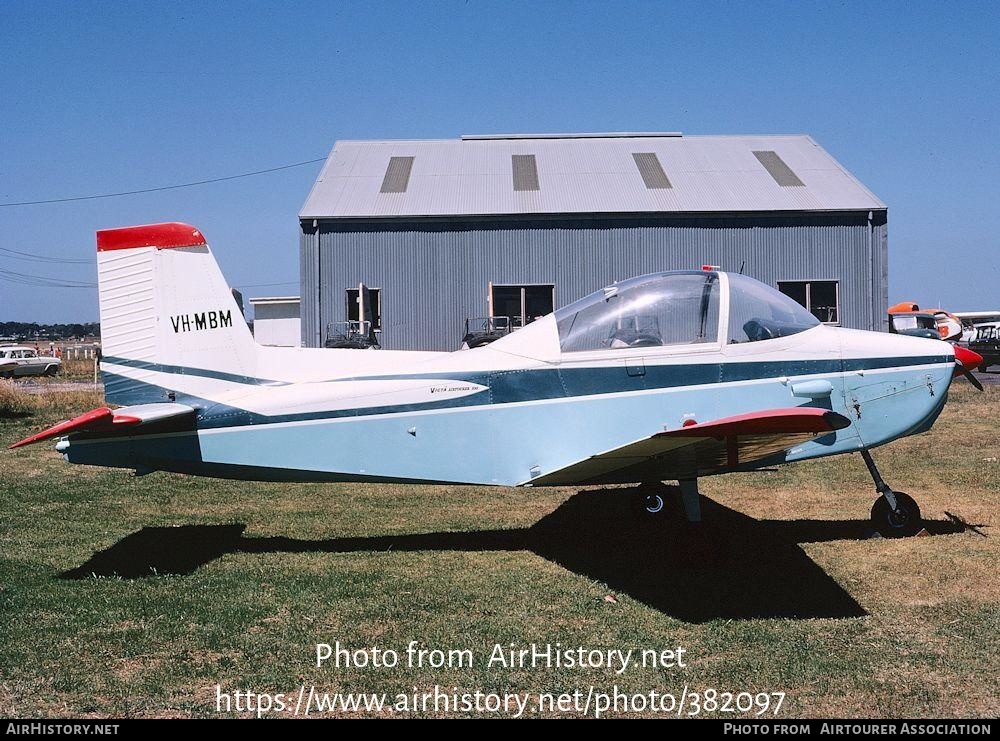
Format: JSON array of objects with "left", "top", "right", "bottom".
[{"left": 300, "top": 133, "right": 884, "bottom": 219}]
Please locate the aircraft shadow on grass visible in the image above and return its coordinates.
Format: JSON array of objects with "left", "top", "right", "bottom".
[{"left": 60, "top": 490, "right": 967, "bottom": 623}]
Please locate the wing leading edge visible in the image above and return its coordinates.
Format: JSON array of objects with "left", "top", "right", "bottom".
[{"left": 529, "top": 407, "right": 852, "bottom": 486}]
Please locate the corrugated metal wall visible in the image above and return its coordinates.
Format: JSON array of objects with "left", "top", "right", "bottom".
[{"left": 300, "top": 212, "right": 888, "bottom": 350}]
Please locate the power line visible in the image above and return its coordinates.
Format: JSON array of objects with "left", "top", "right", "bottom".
[
  {"left": 0, "top": 157, "right": 326, "bottom": 207},
  {"left": 0, "top": 246, "right": 90, "bottom": 264},
  {"left": 0, "top": 267, "right": 96, "bottom": 289},
  {"left": 0, "top": 269, "right": 95, "bottom": 287},
  {"left": 236, "top": 280, "right": 299, "bottom": 288},
  {"left": 0, "top": 266, "right": 297, "bottom": 290}
]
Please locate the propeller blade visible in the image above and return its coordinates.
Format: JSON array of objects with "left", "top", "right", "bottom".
[
  {"left": 952, "top": 345, "right": 984, "bottom": 391},
  {"left": 959, "top": 364, "right": 985, "bottom": 391}
]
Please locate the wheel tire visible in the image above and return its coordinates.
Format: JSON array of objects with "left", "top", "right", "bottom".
[
  {"left": 870, "top": 491, "right": 922, "bottom": 538},
  {"left": 631, "top": 489, "right": 667, "bottom": 518},
  {"left": 44, "top": 365, "right": 58, "bottom": 377}
]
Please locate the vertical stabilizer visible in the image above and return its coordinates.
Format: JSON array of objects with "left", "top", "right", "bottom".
[{"left": 96, "top": 222, "right": 259, "bottom": 404}]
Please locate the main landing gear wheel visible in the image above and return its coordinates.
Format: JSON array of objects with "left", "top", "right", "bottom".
[
  {"left": 632, "top": 489, "right": 666, "bottom": 517},
  {"left": 870, "top": 491, "right": 922, "bottom": 538}
]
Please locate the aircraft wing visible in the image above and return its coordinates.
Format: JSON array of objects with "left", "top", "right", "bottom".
[
  {"left": 529, "top": 407, "right": 851, "bottom": 486},
  {"left": 9, "top": 403, "right": 195, "bottom": 449}
]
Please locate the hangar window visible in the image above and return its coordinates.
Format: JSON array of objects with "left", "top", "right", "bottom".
[
  {"left": 346, "top": 287, "right": 381, "bottom": 330},
  {"left": 512, "top": 154, "right": 540, "bottom": 191},
  {"left": 555, "top": 272, "right": 719, "bottom": 352},
  {"left": 753, "top": 150, "right": 805, "bottom": 187},
  {"left": 728, "top": 274, "right": 820, "bottom": 343},
  {"left": 491, "top": 284, "right": 554, "bottom": 326},
  {"left": 380, "top": 156, "right": 414, "bottom": 193},
  {"left": 777, "top": 280, "right": 839, "bottom": 324},
  {"left": 632, "top": 152, "right": 672, "bottom": 189}
]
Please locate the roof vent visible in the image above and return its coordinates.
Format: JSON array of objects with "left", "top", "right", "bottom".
[
  {"left": 632, "top": 152, "right": 672, "bottom": 189},
  {"left": 380, "top": 156, "right": 414, "bottom": 193},
  {"left": 512, "top": 154, "right": 540, "bottom": 192},
  {"left": 752, "top": 151, "right": 804, "bottom": 187}
]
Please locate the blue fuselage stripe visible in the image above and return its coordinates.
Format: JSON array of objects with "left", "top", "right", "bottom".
[
  {"left": 102, "top": 356, "right": 287, "bottom": 386},
  {"left": 100, "top": 354, "right": 952, "bottom": 431}
]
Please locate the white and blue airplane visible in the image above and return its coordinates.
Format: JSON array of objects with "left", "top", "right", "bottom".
[{"left": 12, "top": 222, "right": 984, "bottom": 537}]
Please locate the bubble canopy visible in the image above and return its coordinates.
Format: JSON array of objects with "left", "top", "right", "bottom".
[{"left": 554, "top": 271, "right": 819, "bottom": 352}]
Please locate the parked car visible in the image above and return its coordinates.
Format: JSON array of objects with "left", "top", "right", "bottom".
[
  {"left": 0, "top": 346, "right": 61, "bottom": 377},
  {"left": 970, "top": 326, "right": 1000, "bottom": 370}
]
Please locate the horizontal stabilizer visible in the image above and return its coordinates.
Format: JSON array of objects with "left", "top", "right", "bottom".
[{"left": 9, "top": 403, "right": 194, "bottom": 449}]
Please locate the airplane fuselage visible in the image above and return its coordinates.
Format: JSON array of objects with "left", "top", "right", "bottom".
[
  {"left": 11, "top": 223, "right": 969, "bottom": 541},
  {"left": 62, "top": 321, "right": 953, "bottom": 486}
]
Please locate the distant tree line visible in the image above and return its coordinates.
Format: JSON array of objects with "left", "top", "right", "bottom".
[{"left": 0, "top": 322, "right": 100, "bottom": 340}]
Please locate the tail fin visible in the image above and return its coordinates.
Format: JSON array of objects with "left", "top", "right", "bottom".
[{"left": 97, "top": 222, "right": 259, "bottom": 405}]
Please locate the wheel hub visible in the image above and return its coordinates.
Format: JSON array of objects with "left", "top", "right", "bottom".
[{"left": 887, "top": 508, "right": 909, "bottom": 528}]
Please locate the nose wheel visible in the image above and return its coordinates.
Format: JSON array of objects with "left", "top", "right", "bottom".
[
  {"left": 870, "top": 491, "right": 922, "bottom": 537},
  {"left": 860, "top": 449, "right": 923, "bottom": 537}
]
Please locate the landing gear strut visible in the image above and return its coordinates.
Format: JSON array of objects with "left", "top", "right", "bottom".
[
  {"left": 861, "top": 449, "right": 922, "bottom": 537},
  {"left": 679, "top": 479, "right": 701, "bottom": 523}
]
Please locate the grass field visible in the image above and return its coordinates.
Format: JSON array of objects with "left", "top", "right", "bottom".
[{"left": 1, "top": 383, "right": 997, "bottom": 718}]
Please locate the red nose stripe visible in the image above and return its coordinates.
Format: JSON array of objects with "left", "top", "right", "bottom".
[{"left": 954, "top": 345, "right": 983, "bottom": 371}]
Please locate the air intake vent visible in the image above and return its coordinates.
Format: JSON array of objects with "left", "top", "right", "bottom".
[
  {"left": 380, "top": 156, "right": 414, "bottom": 193},
  {"left": 752, "top": 150, "right": 804, "bottom": 187},
  {"left": 632, "top": 152, "right": 672, "bottom": 189},
  {"left": 512, "top": 154, "right": 539, "bottom": 191}
]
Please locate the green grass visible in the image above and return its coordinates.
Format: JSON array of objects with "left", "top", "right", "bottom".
[{"left": 1, "top": 385, "right": 997, "bottom": 718}]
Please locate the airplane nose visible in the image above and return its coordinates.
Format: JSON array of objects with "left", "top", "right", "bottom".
[
  {"left": 954, "top": 345, "right": 983, "bottom": 372},
  {"left": 952, "top": 344, "right": 985, "bottom": 391}
]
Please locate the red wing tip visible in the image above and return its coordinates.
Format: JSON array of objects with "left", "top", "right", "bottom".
[
  {"left": 96, "top": 222, "right": 206, "bottom": 252},
  {"left": 665, "top": 407, "right": 851, "bottom": 437}
]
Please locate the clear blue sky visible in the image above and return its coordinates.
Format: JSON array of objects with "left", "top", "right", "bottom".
[{"left": 1, "top": 0, "right": 997, "bottom": 322}]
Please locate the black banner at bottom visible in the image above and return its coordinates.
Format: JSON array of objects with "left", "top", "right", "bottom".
[{"left": 2, "top": 719, "right": 997, "bottom": 731}]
